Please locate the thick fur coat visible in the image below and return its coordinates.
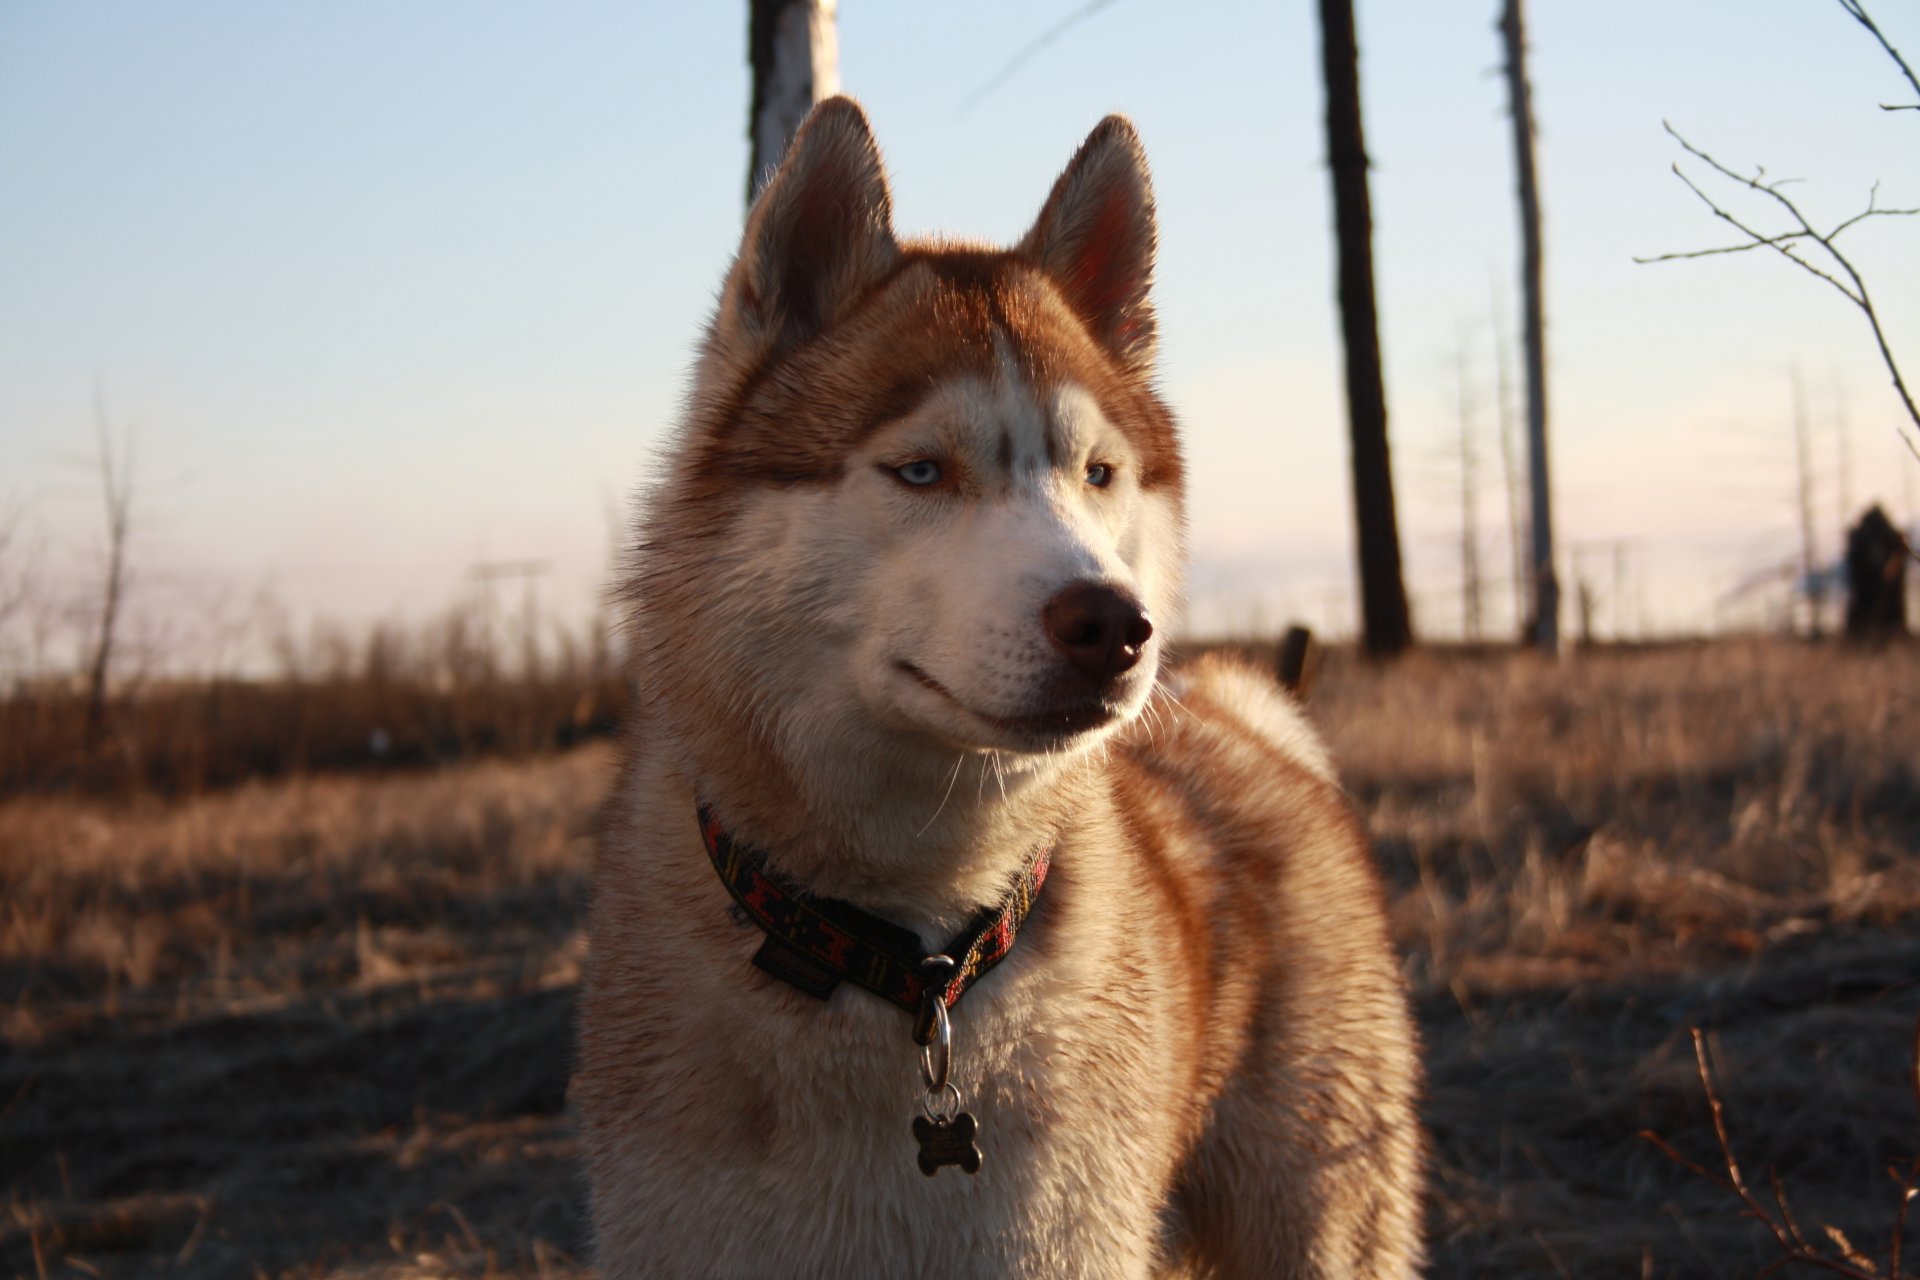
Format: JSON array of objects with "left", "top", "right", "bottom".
[{"left": 576, "top": 98, "right": 1424, "bottom": 1278}]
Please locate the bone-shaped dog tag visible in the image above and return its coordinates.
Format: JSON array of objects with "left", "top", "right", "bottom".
[{"left": 913, "top": 1111, "right": 983, "bottom": 1176}]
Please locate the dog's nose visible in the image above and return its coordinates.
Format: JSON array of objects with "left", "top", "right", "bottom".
[{"left": 1042, "top": 583, "right": 1153, "bottom": 684}]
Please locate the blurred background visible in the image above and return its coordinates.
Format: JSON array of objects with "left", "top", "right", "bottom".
[{"left": 3, "top": 1, "right": 1916, "bottom": 672}]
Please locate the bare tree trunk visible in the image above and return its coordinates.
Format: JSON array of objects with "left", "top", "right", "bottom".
[
  {"left": 1499, "top": 0, "right": 1559, "bottom": 655},
  {"left": 1457, "top": 338, "right": 1484, "bottom": 642},
  {"left": 84, "top": 397, "right": 133, "bottom": 748},
  {"left": 1316, "top": 0, "right": 1413, "bottom": 659},
  {"left": 1793, "top": 368, "right": 1823, "bottom": 639},
  {"left": 1490, "top": 283, "right": 1528, "bottom": 636},
  {"left": 1833, "top": 377, "right": 1853, "bottom": 531},
  {"left": 747, "top": 0, "right": 840, "bottom": 207}
]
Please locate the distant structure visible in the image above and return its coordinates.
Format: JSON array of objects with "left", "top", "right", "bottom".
[
  {"left": 1275, "top": 625, "right": 1318, "bottom": 697},
  {"left": 1844, "top": 504, "right": 1909, "bottom": 641}
]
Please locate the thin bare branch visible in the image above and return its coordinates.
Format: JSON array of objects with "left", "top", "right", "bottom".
[
  {"left": 958, "top": 0, "right": 1125, "bottom": 116},
  {"left": 1831, "top": 202, "right": 1920, "bottom": 240},
  {"left": 1647, "top": 122, "right": 1920, "bottom": 464},
  {"left": 1892, "top": 1158, "right": 1917, "bottom": 1278},
  {"left": 1772, "top": 1167, "right": 1816, "bottom": 1254},
  {"left": 1632, "top": 230, "right": 1818, "bottom": 265},
  {"left": 1643, "top": 1027, "right": 1905, "bottom": 1279},
  {"left": 1638, "top": 1128, "right": 1729, "bottom": 1192},
  {"left": 1838, "top": 0, "right": 1920, "bottom": 110},
  {"left": 1662, "top": 135, "right": 1866, "bottom": 304}
]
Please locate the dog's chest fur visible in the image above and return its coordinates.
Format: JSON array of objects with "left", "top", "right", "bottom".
[{"left": 583, "top": 756, "right": 1219, "bottom": 1278}]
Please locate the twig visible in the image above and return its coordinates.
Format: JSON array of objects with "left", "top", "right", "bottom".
[
  {"left": 1641, "top": 123, "right": 1920, "bottom": 464},
  {"left": 1837, "top": 0, "right": 1920, "bottom": 111},
  {"left": 957, "top": 0, "right": 1125, "bottom": 115},
  {"left": 1891, "top": 1159, "right": 1918, "bottom": 1278},
  {"left": 1911, "top": 1011, "right": 1920, "bottom": 1120},
  {"left": 1690, "top": 1030, "right": 1806, "bottom": 1261},
  {"left": 1641, "top": 1026, "right": 1918, "bottom": 1278}
]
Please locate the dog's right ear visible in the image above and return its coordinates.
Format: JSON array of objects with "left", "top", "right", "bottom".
[{"left": 723, "top": 97, "right": 898, "bottom": 359}]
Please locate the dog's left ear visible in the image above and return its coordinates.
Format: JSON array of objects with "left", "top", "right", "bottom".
[{"left": 1020, "top": 116, "right": 1158, "bottom": 371}]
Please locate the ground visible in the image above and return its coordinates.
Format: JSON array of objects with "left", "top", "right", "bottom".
[{"left": 3, "top": 639, "right": 1917, "bottom": 1278}]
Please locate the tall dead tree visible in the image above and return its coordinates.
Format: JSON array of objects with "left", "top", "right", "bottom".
[
  {"left": 1490, "top": 285, "right": 1529, "bottom": 633},
  {"left": 1499, "top": 0, "right": 1559, "bottom": 655},
  {"left": 84, "top": 399, "right": 134, "bottom": 747},
  {"left": 1833, "top": 378, "right": 1854, "bottom": 531},
  {"left": 1456, "top": 337, "right": 1485, "bottom": 642},
  {"left": 1792, "top": 368, "right": 1824, "bottom": 638},
  {"left": 747, "top": 0, "right": 840, "bottom": 206},
  {"left": 1316, "top": 0, "right": 1413, "bottom": 658}
]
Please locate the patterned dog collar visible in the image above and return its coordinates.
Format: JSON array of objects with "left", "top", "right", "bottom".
[{"left": 696, "top": 804, "right": 1051, "bottom": 1042}]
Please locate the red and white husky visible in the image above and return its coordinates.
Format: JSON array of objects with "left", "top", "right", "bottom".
[{"left": 577, "top": 98, "right": 1422, "bottom": 1278}]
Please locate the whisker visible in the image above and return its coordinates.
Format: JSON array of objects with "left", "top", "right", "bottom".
[
  {"left": 916, "top": 752, "right": 967, "bottom": 838},
  {"left": 1138, "top": 699, "right": 1163, "bottom": 743},
  {"left": 1156, "top": 680, "right": 1200, "bottom": 725}
]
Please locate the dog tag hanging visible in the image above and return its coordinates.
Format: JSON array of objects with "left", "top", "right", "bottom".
[
  {"left": 914, "top": 1108, "right": 983, "bottom": 1176},
  {"left": 913, "top": 957, "right": 982, "bottom": 1176}
]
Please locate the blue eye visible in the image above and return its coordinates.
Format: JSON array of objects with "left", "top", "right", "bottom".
[
  {"left": 894, "top": 460, "right": 942, "bottom": 487},
  {"left": 1086, "top": 462, "right": 1114, "bottom": 488}
]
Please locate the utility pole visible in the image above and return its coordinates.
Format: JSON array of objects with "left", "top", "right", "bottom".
[
  {"left": 1499, "top": 0, "right": 1558, "bottom": 655},
  {"left": 470, "top": 559, "right": 551, "bottom": 680},
  {"left": 1316, "top": 0, "right": 1414, "bottom": 659},
  {"left": 1567, "top": 538, "right": 1636, "bottom": 643},
  {"left": 747, "top": 0, "right": 840, "bottom": 206}
]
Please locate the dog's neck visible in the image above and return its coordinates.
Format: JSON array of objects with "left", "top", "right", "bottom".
[{"left": 671, "top": 711, "right": 1091, "bottom": 943}]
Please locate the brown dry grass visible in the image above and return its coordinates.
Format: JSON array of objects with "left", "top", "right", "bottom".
[
  {"left": 3, "top": 638, "right": 1918, "bottom": 1277},
  {"left": 0, "top": 672, "right": 629, "bottom": 800},
  {"left": 2, "top": 749, "right": 606, "bottom": 1278},
  {"left": 1308, "top": 638, "right": 1920, "bottom": 1278}
]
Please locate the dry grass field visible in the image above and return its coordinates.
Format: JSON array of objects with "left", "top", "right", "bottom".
[{"left": 4, "top": 638, "right": 1918, "bottom": 1278}]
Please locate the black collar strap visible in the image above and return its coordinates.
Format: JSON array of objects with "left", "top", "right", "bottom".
[{"left": 697, "top": 805, "right": 1051, "bottom": 1043}]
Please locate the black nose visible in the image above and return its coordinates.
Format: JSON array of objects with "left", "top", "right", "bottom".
[{"left": 1041, "top": 583, "right": 1153, "bottom": 684}]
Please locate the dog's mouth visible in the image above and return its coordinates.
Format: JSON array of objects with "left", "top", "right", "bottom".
[{"left": 895, "top": 660, "right": 1121, "bottom": 742}]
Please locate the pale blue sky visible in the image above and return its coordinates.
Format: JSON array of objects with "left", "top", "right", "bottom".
[{"left": 2, "top": 1, "right": 1916, "bottom": 665}]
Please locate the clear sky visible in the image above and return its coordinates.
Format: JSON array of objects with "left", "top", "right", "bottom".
[{"left": 2, "top": 1, "right": 1916, "bottom": 672}]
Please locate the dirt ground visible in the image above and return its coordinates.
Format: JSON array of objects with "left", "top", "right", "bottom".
[{"left": 4, "top": 639, "right": 1918, "bottom": 1278}]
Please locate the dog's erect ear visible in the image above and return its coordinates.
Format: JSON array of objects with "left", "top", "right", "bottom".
[
  {"left": 727, "top": 97, "right": 898, "bottom": 356},
  {"left": 1020, "top": 116, "right": 1157, "bottom": 371}
]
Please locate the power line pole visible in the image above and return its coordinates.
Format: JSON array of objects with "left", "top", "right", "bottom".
[{"left": 470, "top": 559, "right": 551, "bottom": 680}]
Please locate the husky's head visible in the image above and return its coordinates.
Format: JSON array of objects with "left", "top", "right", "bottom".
[{"left": 633, "top": 98, "right": 1183, "bottom": 834}]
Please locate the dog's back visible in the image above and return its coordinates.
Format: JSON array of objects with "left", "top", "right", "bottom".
[{"left": 1109, "top": 655, "right": 1422, "bottom": 1273}]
